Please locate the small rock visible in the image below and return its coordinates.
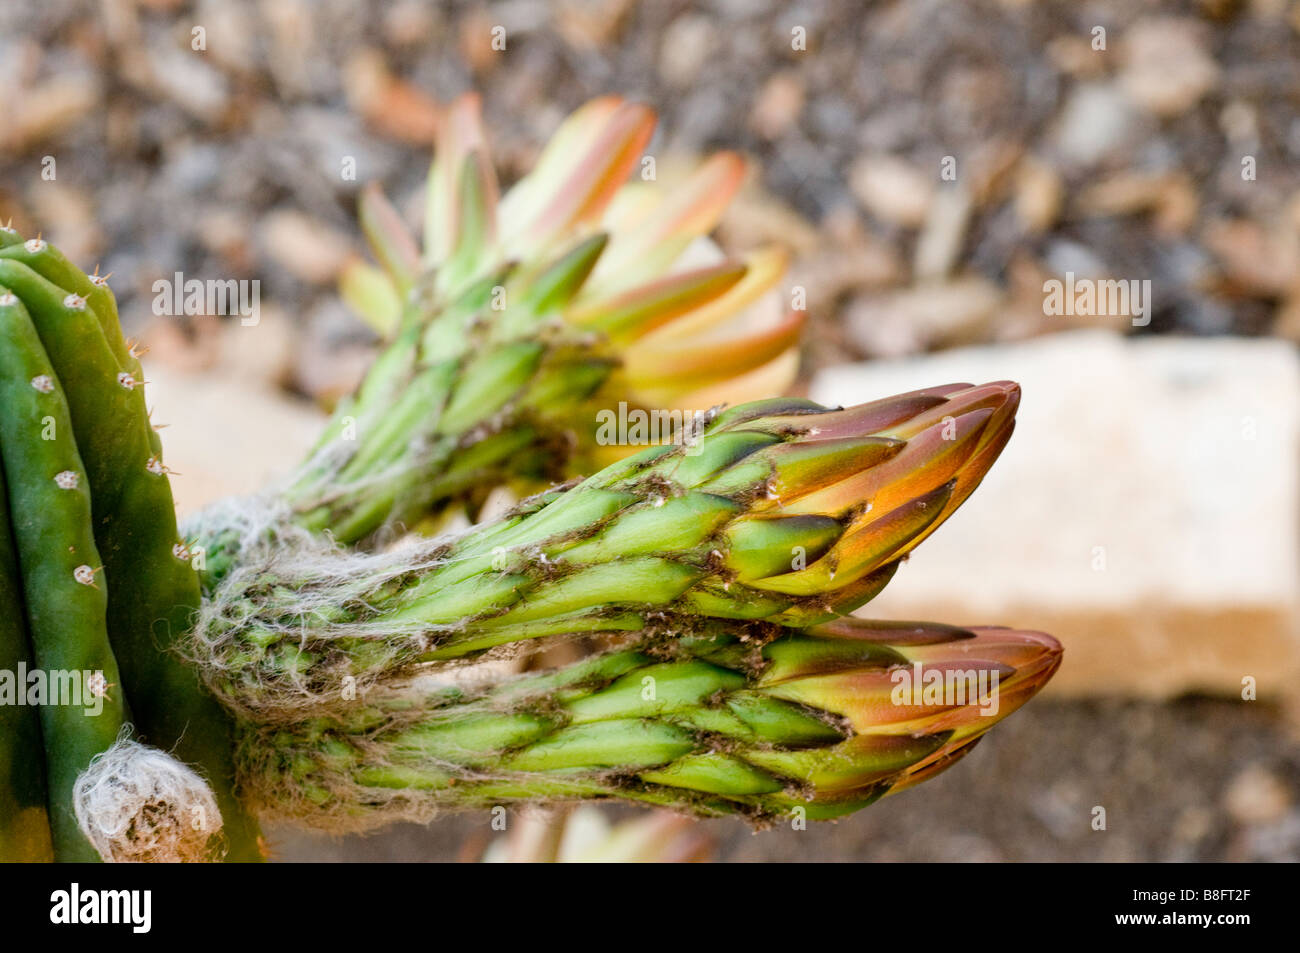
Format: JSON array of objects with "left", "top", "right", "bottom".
[
  {"left": 555, "top": 0, "right": 635, "bottom": 50},
  {"left": 964, "top": 140, "right": 1025, "bottom": 207},
  {"left": 458, "top": 9, "right": 503, "bottom": 74},
  {"left": 1119, "top": 18, "right": 1221, "bottom": 118},
  {"left": 1045, "top": 34, "right": 1107, "bottom": 78},
  {"left": 139, "top": 316, "right": 224, "bottom": 375},
  {"left": 258, "top": 210, "right": 353, "bottom": 285},
  {"left": 749, "top": 71, "right": 805, "bottom": 140},
  {"left": 1224, "top": 765, "right": 1291, "bottom": 825},
  {"left": 1152, "top": 176, "right": 1200, "bottom": 236},
  {"left": 1204, "top": 218, "right": 1299, "bottom": 298},
  {"left": 0, "top": 73, "right": 100, "bottom": 151},
  {"left": 197, "top": 207, "right": 254, "bottom": 273},
  {"left": 1219, "top": 99, "right": 1260, "bottom": 147},
  {"left": 196, "top": 0, "right": 257, "bottom": 77},
  {"left": 672, "top": 88, "right": 731, "bottom": 149},
  {"left": 162, "top": 141, "right": 223, "bottom": 193},
  {"left": 344, "top": 48, "right": 441, "bottom": 143},
  {"left": 1171, "top": 805, "right": 1214, "bottom": 845},
  {"left": 1076, "top": 171, "right": 1200, "bottom": 236},
  {"left": 260, "top": 0, "right": 319, "bottom": 96},
  {"left": 1044, "top": 239, "right": 1110, "bottom": 280},
  {"left": 143, "top": 45, "right": 230, "bottom": 123},
  {"left": 658, "top": 14, "right": 715, "bottom": 88},
  {"left": 1013, "top": 156, "right": 1064, "bottom": 233},
  {"left": 914, "top": 185, "right": 972, "bottom": 280},
  {"left": 848, "top": 154, "right": 934, "bottom": 228},
  {"left": 1050, "top": 83, "right": 1142, "bottom": 167},
  {"left": 382, "top": 0, "right": 440, "bottom": 48},
  {"left": 844, "top": 277, "right": 1003, "bottom": 358}
]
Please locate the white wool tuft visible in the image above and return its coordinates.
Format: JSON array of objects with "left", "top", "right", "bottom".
[{"left": 73, "top": 734, "right": 224, "bottom": 863}]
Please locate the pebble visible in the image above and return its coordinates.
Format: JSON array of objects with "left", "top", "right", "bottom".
[
  {"left": 1013, "top": 156, "right": 1064, "bottom": 233},
  {"left": 143, "top": 45, "right": 231, "bottom": 122},
  {"left": 1050, "top": 83, "right": 1142, "bottom": 167},
  {"left": 343, "top": 48, "right": 441, "bottom": 143},
  {"left": 554, "top": 0, "right": 635, "bottom": 51},
  {"left": 382, "top": 0, "right": 440, "bottom": 48},
  {"left": 1043, "top": 239, "right": 1110, "bottom": 280},
  {"left": 258, "top": 210, "right": 354, "bottom": 285},
  {"left": 1119, "top": 18, "right": 1221, "bottom": 118},
  {"left": 844, "top": 276, "right": 1002, "bottom": 357},
  {"left": 848, "top": 154, "right": 935, "bottom": 228},
  {"left": 1076, "top": 171, "right": 1200, "bottom": 236},
  {"left": 1204, "top": 218, "right": 1300, "bottom": 298},
  {"left": 750, "top": 72, "right": 805, "bottom": 140},
  {"left": 914, "top": 185, "right": 973, "bottom": 280},
  {"left": 0, "top": 73, "right": 101, "bottom": 151},
  {"left": 1224, "top": 765, "right": 1292, "bottom": 825},
  {"left": 658, "top": 14, "right": 716, "bottom": 88}
]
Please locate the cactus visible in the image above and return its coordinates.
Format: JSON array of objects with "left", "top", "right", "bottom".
[
  {"left": 0, "top": 276, "right": 134, "bottom": 859},
  {"left": 0, "top": 463, "right": 54, "bottom": 862},
  {"left": 0, "top": 96, "right": 1062, "bottom": 861},
  {"left": 187, "top": 383, "right": 1018, "bottom": 720},
  {"left": 285, "top": 95, "right": 802, "bottom": 545},
  {"left": 0, "top": 225, "right": 261, "bottom": 861},
  {"left": 236, "top": 619, "right": 1062, "bottom": 828}
]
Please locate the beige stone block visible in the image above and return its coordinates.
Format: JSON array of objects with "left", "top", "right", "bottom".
[
  {"left": 812, "top": 330, "right": 1300, "bottom": 703},
  {"left": 145, "top": 352, "right": 324, "bottom": 517}
]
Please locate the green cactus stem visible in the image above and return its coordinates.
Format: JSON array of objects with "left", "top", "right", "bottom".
[
  {"left": 0, "top": 283, "right": 131, "bottom": 860},
  {"left": 0, "top": 462, "right": 55, "bottom": 862},
  {"left": 0, "top": 229, "right": 263, "bottom": 861},
  {"left": 189, "top": 383, "right": 1018, "bottom": 721},
  {"left": 237, "top": 619, "right": 1062, "bottom": 829}
]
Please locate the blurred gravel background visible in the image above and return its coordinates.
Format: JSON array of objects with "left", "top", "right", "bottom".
[{"left": 2, "top": 0, "right": 1298, "bottom": 861}]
